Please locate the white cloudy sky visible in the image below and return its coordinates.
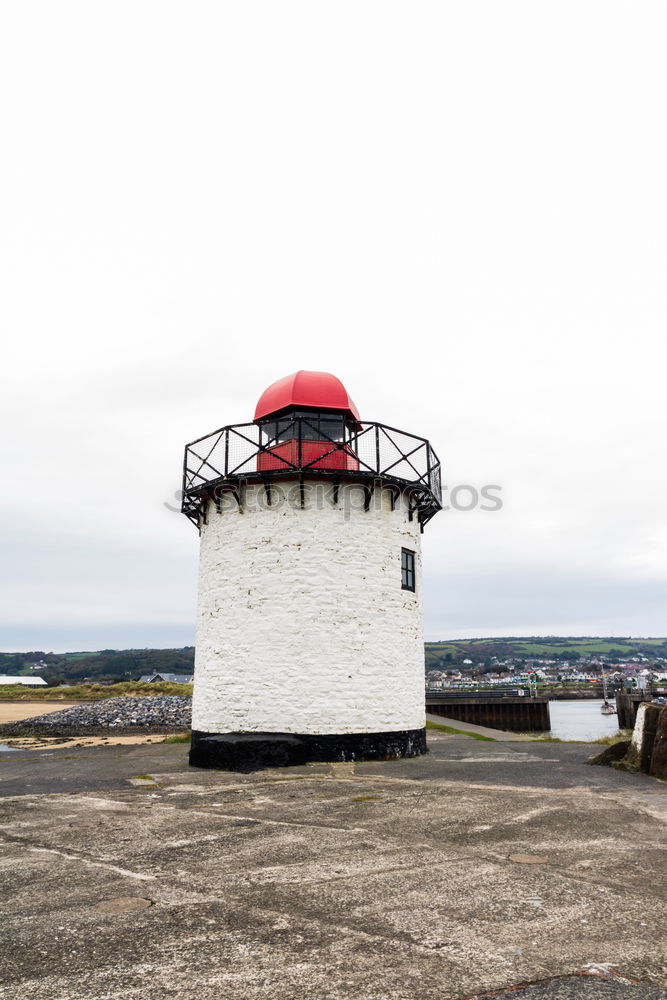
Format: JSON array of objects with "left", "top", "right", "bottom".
[{"left": 1, "top": 2, "right": 665, "bottom": 651}]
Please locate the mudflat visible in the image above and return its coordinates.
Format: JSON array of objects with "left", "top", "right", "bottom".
[{"left": 0, "top": 700, "right": 85, "bottom": 724}]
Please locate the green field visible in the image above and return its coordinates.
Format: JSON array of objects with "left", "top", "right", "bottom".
[{"left": 507, "top": 641, "right": 635, "bottom": 655}]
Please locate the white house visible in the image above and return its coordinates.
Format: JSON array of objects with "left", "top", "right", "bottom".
[{"left": 0, "top": 675, "right": 48, "bottom": 686}]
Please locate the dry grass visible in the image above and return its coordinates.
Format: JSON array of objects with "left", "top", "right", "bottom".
[{"left": 0, "top": 681, "right": 193, "bottom": 701}]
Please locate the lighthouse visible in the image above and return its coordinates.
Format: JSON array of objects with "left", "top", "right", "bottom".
[{"left": 182, "top": 371, "right": 442, "bottom": 770}]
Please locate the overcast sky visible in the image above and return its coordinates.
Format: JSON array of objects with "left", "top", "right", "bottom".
[{"left": 1, "top": 2, "right": 665, "bottom": 652}]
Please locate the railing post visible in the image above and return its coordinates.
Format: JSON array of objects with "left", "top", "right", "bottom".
[
  {"left": 375, "top": 423, "right": 380, "bottom": 473},
  {"left": 224, "top": 429, "right": 229, "bottom": 477},
  {"left": 181, "top": 444, "right": 189, "bottom": 505}
]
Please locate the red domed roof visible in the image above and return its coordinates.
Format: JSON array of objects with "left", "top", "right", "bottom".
[{"left": 254, "top": 370, "right": 360, "bottom": 421}]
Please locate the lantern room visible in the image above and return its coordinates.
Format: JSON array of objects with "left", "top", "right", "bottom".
[{"left": 254, "top": 370, "right": 361, "bottom": 472}]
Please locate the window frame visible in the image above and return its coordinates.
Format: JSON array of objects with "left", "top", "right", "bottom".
[{"left": 401, "top": 547, "right": 416, "bottom": 592}]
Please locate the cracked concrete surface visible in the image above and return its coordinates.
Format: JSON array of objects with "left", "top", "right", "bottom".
[{"left": 0, "top": 733, "right": 665, "bottom": 999}]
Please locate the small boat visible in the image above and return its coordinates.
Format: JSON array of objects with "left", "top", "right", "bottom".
[{"left": 600, "top": 669, "right": 617, "bottom": 714}]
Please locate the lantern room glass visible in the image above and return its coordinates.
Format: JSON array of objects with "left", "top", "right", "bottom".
[{"left": 260, "top": 410, "right": 356, "bottom": 445}]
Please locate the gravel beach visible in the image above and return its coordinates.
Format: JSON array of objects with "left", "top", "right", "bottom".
[{"left": 0, "top": 695, "right": 192, "bottom": 737}]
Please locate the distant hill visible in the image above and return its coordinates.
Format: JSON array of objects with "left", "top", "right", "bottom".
[
  {"left": 1, "top": 636, "right": 665, "bottom": 686},
  {"left": 0, "top": 648, "right": 195, "bottom": 686},
  {"left": 425, "top": 636, "right": 667, "bottom": 670}
]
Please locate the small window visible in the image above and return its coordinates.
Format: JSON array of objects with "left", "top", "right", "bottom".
[{"left": 401, "top": 548, "right": 416, "bottom": 591}]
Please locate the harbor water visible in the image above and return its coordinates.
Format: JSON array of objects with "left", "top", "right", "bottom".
[{"left": 547, "top": 698, "right": 625, "bottom": 741}]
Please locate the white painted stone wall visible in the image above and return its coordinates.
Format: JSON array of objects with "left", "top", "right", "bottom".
[
  {"left": 630, "top": 702, "right": 647, "bottom": 755},
  {"left": 192, "top": 480, "right": 425, "bottom": 735}
]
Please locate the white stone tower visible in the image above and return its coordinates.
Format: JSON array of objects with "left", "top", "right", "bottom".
[{"left": 182, "top": 371, "right": 442, "bottom": 769}]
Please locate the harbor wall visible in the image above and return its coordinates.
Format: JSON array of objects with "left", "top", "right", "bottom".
[
  {"left": 425, "top": 694, "right": 550, "bottom": 732},
  {"left": 615, "top": 692, "right": 652, "bottom": 729}
]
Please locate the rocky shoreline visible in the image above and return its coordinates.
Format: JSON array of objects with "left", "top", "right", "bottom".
[{"left": 0, "top": 695, "right": 191, "bottom": 739}]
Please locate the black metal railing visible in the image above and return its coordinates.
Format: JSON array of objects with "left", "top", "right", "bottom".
[
  {"left": 181, "top": 417, "right": 442, "bottom": 528},
  {"left": 426, "top": 689, "right": 535, "bottom": 700}
]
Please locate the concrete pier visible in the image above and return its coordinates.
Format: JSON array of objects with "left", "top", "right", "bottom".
[
  {"left": 426, "top": 692, "right": 550, "bottom": 732},
  {"left": 0, "top": 736, "right": 665, "bottom": 999}
]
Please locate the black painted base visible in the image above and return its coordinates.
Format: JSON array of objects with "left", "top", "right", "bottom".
[{"left": 189, "top": 728, "right": 427, "bottom": 772}]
